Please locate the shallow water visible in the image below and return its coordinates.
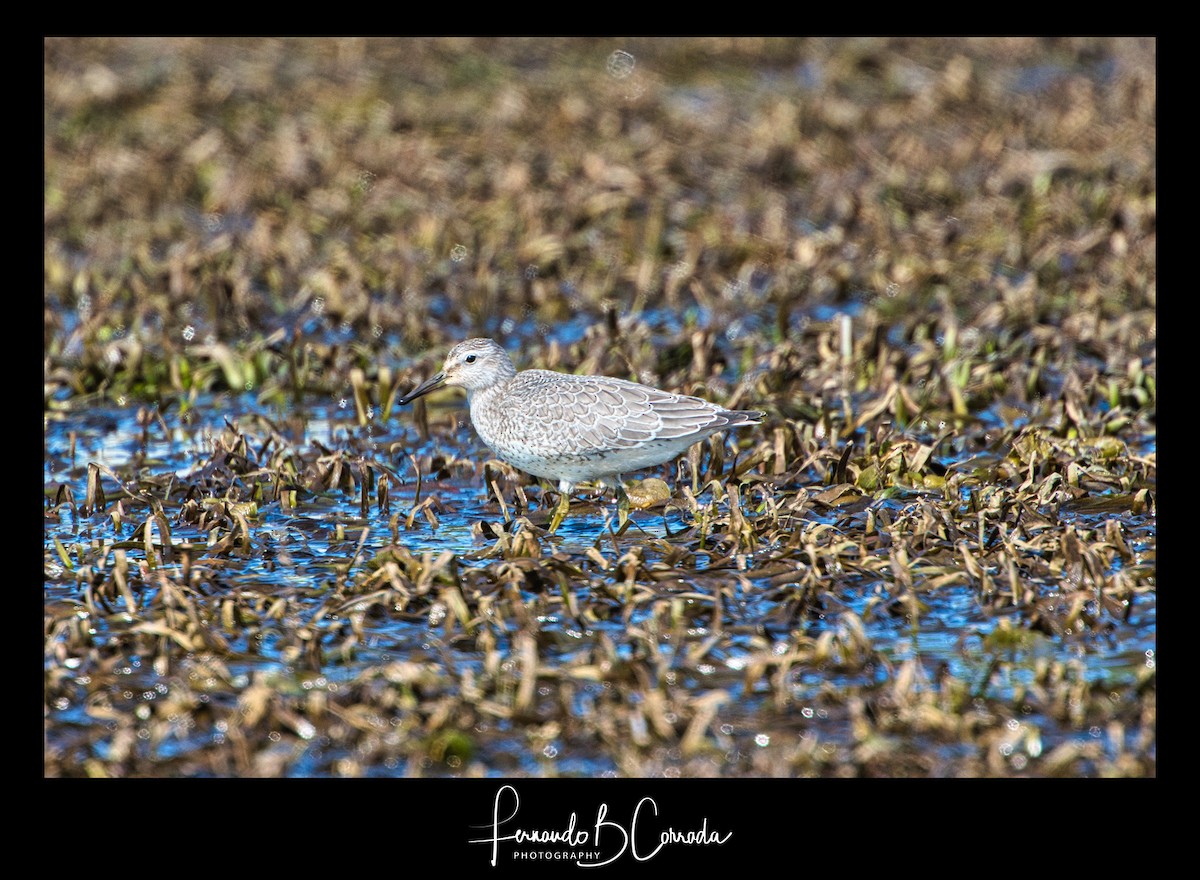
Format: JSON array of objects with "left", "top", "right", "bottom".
[{"left": 44, "top": 388, "right": 1155, "bottom": 776}]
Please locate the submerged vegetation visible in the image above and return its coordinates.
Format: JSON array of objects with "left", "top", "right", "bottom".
[{"left": 44, "top": 37, "right": 1155, "bottom": 777}]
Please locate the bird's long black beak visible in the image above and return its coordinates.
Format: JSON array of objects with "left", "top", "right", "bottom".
[{"left": 397, "top": 371, "right": 447, "bottom": 405}]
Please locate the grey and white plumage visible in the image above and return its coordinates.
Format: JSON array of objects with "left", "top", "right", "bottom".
[{"left": 397, "top": 338, "right": 764, "bottom": 493}]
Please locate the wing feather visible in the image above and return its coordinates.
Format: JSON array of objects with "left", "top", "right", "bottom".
[{"left": 490, "top": 370, "right": 756, "bottom": 456}]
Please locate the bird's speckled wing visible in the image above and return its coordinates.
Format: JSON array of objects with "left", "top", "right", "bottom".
[{"left": 489, "top": 370, "right": 755, "bottom": 456}]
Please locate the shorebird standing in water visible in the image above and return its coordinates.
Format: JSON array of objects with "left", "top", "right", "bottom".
[{"left": 398, "top": 338, "right": 764, "bottom": 532}]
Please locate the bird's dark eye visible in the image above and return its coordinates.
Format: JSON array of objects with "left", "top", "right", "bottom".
[{"left": 464, "top": 354, "right": 477, "bottom": 364}]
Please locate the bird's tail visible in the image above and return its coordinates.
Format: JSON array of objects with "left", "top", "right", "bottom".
[{"left": 722, "top": 409, "right": 766, "bottom": 426}]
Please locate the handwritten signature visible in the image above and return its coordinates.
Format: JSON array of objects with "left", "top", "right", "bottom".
[{"left": 469, "top": 785, "right": 732, "bottom": 867}]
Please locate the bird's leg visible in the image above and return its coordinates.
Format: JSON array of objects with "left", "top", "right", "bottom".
[{"left": 548, "top": 480, "right": 573, "bottom": 534}]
